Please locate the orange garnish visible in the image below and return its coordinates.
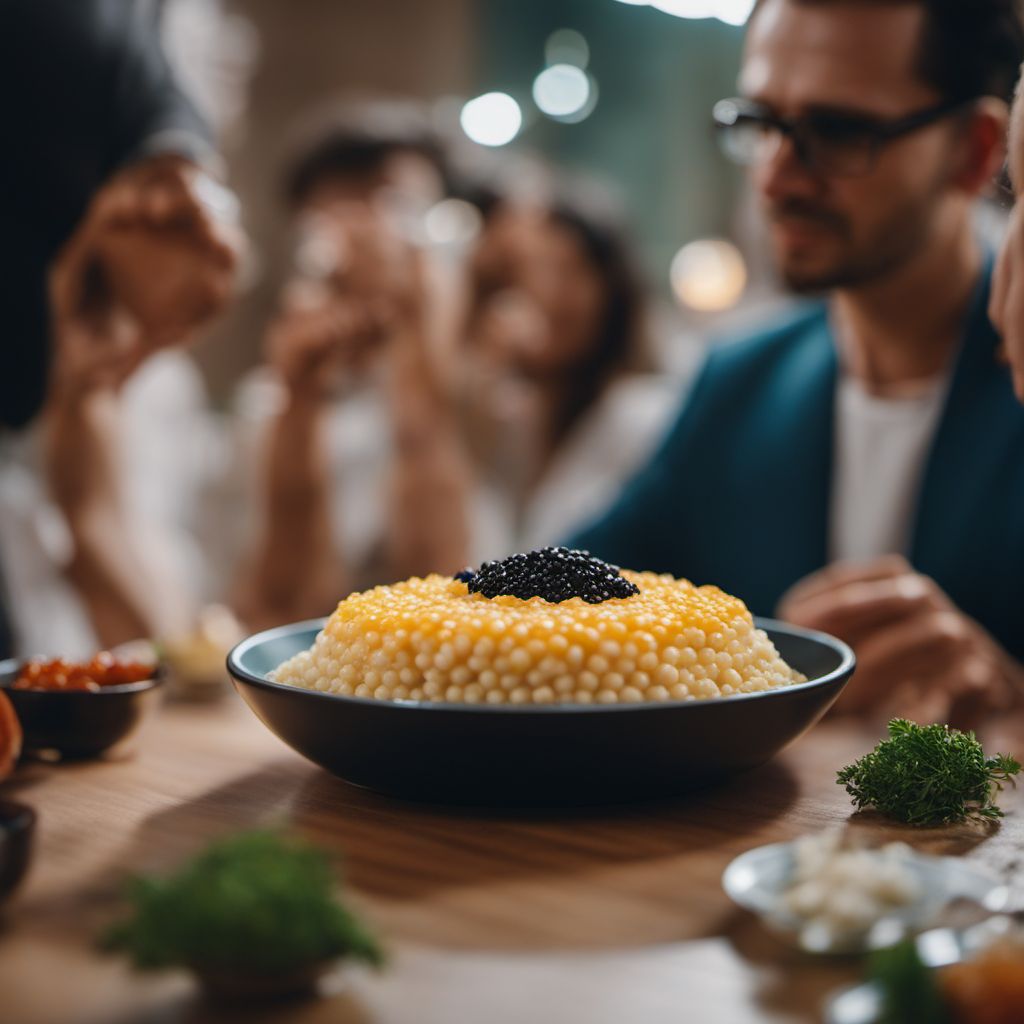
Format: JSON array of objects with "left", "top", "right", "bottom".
[
  {"left": 0, "top": 689, "right": 21, "bottom": 780},
  {"left": 12, "top": 655, "right": 153, "bottom": 692}
]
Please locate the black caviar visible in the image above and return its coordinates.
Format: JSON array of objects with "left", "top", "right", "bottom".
[{"left": 459, "top": 547, "right": 639, "bottom": 604}]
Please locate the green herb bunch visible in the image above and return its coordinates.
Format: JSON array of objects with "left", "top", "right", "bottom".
[
  {"left": 837, "top": 719, "right": 1021, "bottom": 826},
  {"left": 103, "top": 831, "right": 384, "bottom": 972},
  {"left": 869, "top": 940, "right": 952, "bottom": 1024}
]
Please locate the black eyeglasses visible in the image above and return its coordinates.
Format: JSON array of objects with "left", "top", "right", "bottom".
[{"left": 712, "top": 97, "right": 973, "bottom": 177}]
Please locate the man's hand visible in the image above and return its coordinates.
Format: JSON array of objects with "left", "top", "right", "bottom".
[
  {"left": 778, "top": 556, "right": 1021, "bottom": 726},
  {"left": 299, "top": 203, "right": 425, "bottom": 326},
  {"left": 990, "top": 197, "right": 1024, "bottom": 402},
  {"left": 51, "top": 154, "right": 240, "bottom": 360},
  {"left": 266, "top": 281, "right": 386, "bottom": 403}
]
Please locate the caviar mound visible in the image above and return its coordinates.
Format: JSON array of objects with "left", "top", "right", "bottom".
[
  {"left": 466, "top": 547, "right": 639, "bottom": 604},
  {"left": 270, "top": 571, "right": 805, "bottom": 706}
]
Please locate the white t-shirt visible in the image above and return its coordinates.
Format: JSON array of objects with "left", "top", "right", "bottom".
[{"left": 829, "top": 373, "right": 948, "bottom": 562}]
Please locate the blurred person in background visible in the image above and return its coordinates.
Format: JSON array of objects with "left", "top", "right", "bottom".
[
  {"left": 0, "top": 0, "right": 240, "bottom": 656},
  {"left": 232, "top": 107, "right": 675, "bottom": 628},
  {"left": 571, "top": 0, "right": 1024, "bottom": 727},
  {"left": 231, "top": 104, "right": 471, "bottom": 628},
  {"left": 459, "top": 193, "right": 676, "bottom": 554}
]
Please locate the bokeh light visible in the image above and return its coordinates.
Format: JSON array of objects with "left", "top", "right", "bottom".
[
  {"left": 423, "top": 198, "right": 483, "bottom": 247},
  {"left": 714, "top": 0, "right": 756, "bottom": 25},
  {"left": 533, "top": 64, "right": 591, "bottom": 120},
  {"left": 670, "top": 239, "right": 748, "bottom": 312},
  {"left": 544, "top": 29, "right": 590, "bottom": 69},
  {"left": 558, "top": 76, "right": 598, "bottom": 124},
  {"left": 459, "top": 92, "right": 523, "bottom": 147},
  {"left": 649, "top": 0, "right": 754, "bottom": 24}
]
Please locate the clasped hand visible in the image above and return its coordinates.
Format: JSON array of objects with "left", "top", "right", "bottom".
[{"left": 779, "top": 555, "right": 1020, "bottom": 726}]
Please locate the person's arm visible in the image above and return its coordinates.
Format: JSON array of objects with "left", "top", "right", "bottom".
[
  {"left": 45, "top": 390, "right": 192, "bottom": 647},
  {"left": 0, "top": 0, "right": 221, "bottom": 429},
  {"left": 232, "top": 295, "right": 363, "bottom": 629},
  {"left": 384, "top": 315, "right": 471, "bottom": 580},
  {"left": 236, "top": 396, "right": 343, "bottom": 631},
  {"left": 38, "top": 139, "right": 238, "bottom": 647},
  {"left": 42, "top": 298, "right": 194, "bottom": 648}
]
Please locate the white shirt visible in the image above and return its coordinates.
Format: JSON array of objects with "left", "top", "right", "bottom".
[
  {"left": 829, "top": 373, "right": 948, "bottom": 562},
  {"left": 232, "top": 370, "right": 682, "bottom": 583}
]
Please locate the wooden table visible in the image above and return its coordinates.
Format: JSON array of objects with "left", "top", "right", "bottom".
[{"left": 2, "top": 693, "right": 1022, "bottom": 1024}]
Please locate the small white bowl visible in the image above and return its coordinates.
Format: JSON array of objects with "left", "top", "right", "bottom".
[{"left": 722, "top": 840, "right": 1009, "bottom": 955}]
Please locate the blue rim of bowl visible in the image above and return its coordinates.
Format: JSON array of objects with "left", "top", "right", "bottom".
[
  {"left": 226, "top": 616, "right": 855, "bottom": 715},
  {"left": 0, "top": 658, "right": 163, "bottom": 695}
]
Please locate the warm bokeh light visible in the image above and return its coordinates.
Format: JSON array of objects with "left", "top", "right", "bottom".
[
  {"left": 544, "top": 28, "right": 590, "bottom": 69},
  {"left": 423, "top": 198, "right": 483, "bottom": 248},
  {"left": 670, "top": 239, "right": 748, "bottom": 312},
  {"left": 532, "top": 64, "right": 591, "bottom": 120},
  {"left": 459, "top": 92, "right": 523, "bottom": 147}
]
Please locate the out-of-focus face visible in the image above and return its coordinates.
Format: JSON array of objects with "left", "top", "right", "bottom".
[
  {"left": 467, "top": 206, "right": 605, "bottom": 376},
  {"left": 290, "top": 151, "right": 442, "bottom": 300},
  {"left": 741, "top": 0, "right": 969, "bottom": 291}
]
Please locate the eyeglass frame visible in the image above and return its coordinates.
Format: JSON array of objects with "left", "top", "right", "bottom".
[{"left": 711, "top": 96, "right": 976, "bottom": 177}]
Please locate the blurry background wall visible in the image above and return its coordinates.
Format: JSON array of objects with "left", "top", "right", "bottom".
[{"left": 476, "top": 1, "right": 747, "bottom": 282}]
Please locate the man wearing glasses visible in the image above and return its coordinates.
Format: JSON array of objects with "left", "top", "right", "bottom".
[{"left": 572, "top": 0, "right": 1024, "bottom": 724}]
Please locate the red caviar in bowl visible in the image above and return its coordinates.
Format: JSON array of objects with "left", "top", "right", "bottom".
[
  {"left": 12, "top": 654, "right": 154, "bottom": 693},
  {"left": 0, "top": 690, "right": 20, "bottom": 778}
]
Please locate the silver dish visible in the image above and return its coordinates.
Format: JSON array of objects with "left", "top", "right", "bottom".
[{"left": 722, "top": 839, "right": 1009, "bottom": 954}]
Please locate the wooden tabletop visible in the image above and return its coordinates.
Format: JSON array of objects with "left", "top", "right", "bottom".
[{"left": 2, "top": 692, "right": 1022, "bottom": 1024}]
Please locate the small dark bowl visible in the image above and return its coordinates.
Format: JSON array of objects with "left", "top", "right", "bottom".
[
  {"left": 228, "top": 617, "right": 854, "bottom": 805},
  {"left": 0, "top": 800, "right": 36, "bottom": 905},
  {"left": 0, "top": 659, "right": 164, "bottom": 760},
  {"left": 194, "top": 959, "right": 337, "bottom": 1002}
]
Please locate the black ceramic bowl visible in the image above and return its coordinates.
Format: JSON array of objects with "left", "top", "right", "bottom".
[
  {"left": 227, "top": 617, "right": 854, "bottom": 805},
  {"left": 0, "top": 659, "right": 164, "bottom": 760},
  {"left": 0, "top": 800, "right": 36, "bottom": 905}
]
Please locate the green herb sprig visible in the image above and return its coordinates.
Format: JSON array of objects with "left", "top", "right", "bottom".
[
  {"left": 837, "top": 719, "right": 1021, "bottom": 826},
  {"left": 103, "top": 831, "right": 384, "bottom": 972},
  {"left": 869, "top": 940, "right": 952, "bottom": 1024}
]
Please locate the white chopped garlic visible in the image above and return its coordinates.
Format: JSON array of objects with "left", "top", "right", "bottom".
[{"left": 779, "top": 830, "right": 921, "bottom": 943}]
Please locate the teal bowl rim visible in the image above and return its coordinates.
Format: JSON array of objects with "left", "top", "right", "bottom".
[{"left": 227, "top": 616, "right": 855, "bottom": 716}]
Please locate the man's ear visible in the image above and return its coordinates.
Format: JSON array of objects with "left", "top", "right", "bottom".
[{"left": 952, "top": 97, "right": 1009, "bottom": 195}]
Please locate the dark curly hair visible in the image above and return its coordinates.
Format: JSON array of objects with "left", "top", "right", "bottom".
[{"left": 282, "top": 103, "right": 450, "bottom": 207}]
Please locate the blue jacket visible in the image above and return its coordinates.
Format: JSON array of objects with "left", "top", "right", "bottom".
[{"left": 570, "top": 268, "right": 1024, "bottom": 661}]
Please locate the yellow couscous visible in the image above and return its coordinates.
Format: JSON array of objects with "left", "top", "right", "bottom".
[{"left": 270, "top": 560, "right": 804, "bottom": 705}]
